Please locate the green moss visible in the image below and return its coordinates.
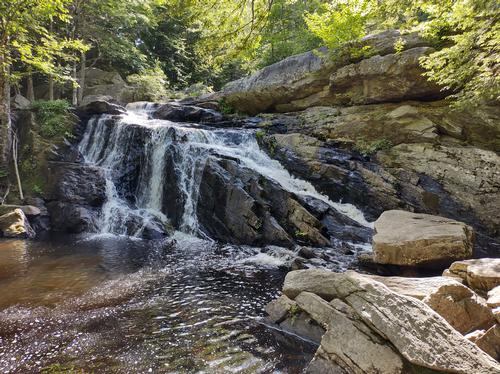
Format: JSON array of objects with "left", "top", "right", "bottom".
[{"left": 355, "top": 138, "right": 394, "bottom": 157}]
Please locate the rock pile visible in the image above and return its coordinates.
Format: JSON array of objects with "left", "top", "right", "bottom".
[{"left": 266, "top": 269, "right": 500, "bottom": 373}]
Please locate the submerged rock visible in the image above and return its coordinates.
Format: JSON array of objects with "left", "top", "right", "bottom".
[{"left": 372, "top": 210, "right": 474, "bottom": 267}]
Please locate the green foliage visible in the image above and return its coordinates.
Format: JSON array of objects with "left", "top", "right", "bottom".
[
  {"left": 355, "top": 138, "right": 394, "bottom": 157},
  {"left": 418, "top": 0, "right": 499, "bottom": 107},
  {"left": 256, "top": 0, "right": 323, "bottom": 67},
  {"left": 31, "top": 99, "right": 73, "bottom": 138},
  {"left": 32, "top": 184, "right": 44, "bottom": 195},
  {"left": 304, "top": 1, "right": 373, "bottom": 50},
  {"left": 126, "top": 64, "right": 169, "bottom": 102}
]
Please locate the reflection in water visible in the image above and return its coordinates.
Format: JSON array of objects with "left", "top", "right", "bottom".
[{"left": 0, "top": 234, "right": 315, "bottom": 373}]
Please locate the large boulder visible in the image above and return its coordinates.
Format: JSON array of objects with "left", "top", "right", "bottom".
[
  {"left": 46, "top": 162, "right": 107, "bottom": 206},
  {"left": 46, "top": 162, "right": 107, "bottom": 233},
  {"left": 476, "top": 325, "right": 500, "bottom": 361},
  {"left": 327, "top": 47, "right": 443, "bottom": 106},
  {"left": 446, "top": 259, "right": 500, "bottom": 292},
  {"left": 0, "top": 209, "right": 35, "bottom": 238},
  {"left": 333, "top": 272, "right": 500, "bottom": 373},
  {"left": 372, "top": 210, "right": 474, "bottom": 267},
  {"left": 422, "top": 283, "right": 495, "bottom": 334},
  {"left": 217, "top": 30, "right": 431, "bottom": 114},
  {"left": 152, "top": 103, "right": 223, "bottom": 123},
  {"left": 272, "top": 270, "right": 500, "bottom": 373}
]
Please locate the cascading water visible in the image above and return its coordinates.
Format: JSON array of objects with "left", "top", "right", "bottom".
[{"left": 78, "top": 103, "right": 370, "bottom": 238}]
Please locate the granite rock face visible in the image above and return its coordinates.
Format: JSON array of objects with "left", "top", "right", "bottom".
[{"left": 215, "top": 30, "right": 432, "bottom": 114}]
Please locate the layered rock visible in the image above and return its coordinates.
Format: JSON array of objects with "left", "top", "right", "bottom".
[
  {"left": 268, "top": 269, "right": 500, "bottom": 373},
  {"left": 197, "top": 156, "right": 371, "bottom": 247},
  {"left": 215, "top": 30, "right": 432, "bottom": 114},
  {"left": 372, "top": 210, "right": 474, "bottom": 267}
]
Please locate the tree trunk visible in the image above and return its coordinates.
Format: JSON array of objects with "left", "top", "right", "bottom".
[
  {"left": 48, "top": 75, "right": 54, "bottom": 101},
  {"left": 72, "top": 63, "right": 78, "bottom": 106},
  {"left": 78, "top": 50, "right": 86, "bottom": 105},
  {"left": 0, "top": 51, "right": 12, "bottom": 171},
  {"left": 27, "top": 70, "right": 35, "bottom": 102}
]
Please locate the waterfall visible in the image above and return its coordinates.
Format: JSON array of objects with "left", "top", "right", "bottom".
[{"left": 78, "top": 103, "right": 370, "bottom": 238}]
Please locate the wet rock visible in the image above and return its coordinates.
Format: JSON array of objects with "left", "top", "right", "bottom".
[
  {"left": 46, "top": 201, "right": 97, "bottom": 233},
  {"left": 328, "top": 47, "right": 443, "bottom": 105},
  {"left": 372, "top": 210, "right": 474, "bottom": 267},
  {"left": 358, "top": 274, "right": 463, "bottom": 300},
  {"left": 422, "top": 283, "right": 495, "bottom": 334},
  {"left": 279, "top": 311, "right": 325, "bottom": 345},
  {"left": 487, "top": 286, "right": 500, "bottom": 308},
  {"left": 197, "top": 157, "right": 333, "bottom": 247},
  {"left": 47, "top": 162, "right": 107, "bottom": 207},
  {"left": 76, "top": 100, "right": 126, "bottom": 118},
  {"left": 0, "top": 209, "right": 35, "bottom": 239},
  {"left": 447, "top": 259, "right": 500, "bottom": 292},
  {"left": 152, "top": 103, "right": 223, "bottom": 123}
]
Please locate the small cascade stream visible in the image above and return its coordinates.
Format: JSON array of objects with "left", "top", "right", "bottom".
[{"left": 78, "top": 102, "right": 370, "bottom": 239}]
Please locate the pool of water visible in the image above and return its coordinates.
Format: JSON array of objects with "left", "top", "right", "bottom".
[{"left": 0, "top": 233, "right": 317, "bottom": 373}]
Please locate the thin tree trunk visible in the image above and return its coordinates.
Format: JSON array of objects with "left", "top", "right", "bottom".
[
  {"left": 78, "top": 50, "right": 86, "bottom": 105},
  {"left": 0, "top": 51, "right": 12, "bottom": 170},
  {"left": 72, "top": 63, "right": 78, "bottom": 106},
  {"left": 27, "top": 70, "right": 35, "bottom": 102},
  {"left": 11, "top": 132, "right": 23, "bottom": 200},
  {"left": 48, "top": 75, "right": 54, "bottom": 101}
]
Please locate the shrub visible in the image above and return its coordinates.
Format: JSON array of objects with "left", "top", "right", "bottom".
[
  {"left": 31, "top": 100, "right": 73, "bottom": 139},
  {"left": 126, "top": 64, "right": 169, "bottom": 102}
]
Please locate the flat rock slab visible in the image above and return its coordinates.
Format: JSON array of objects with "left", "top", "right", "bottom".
[
  {"left": 448, "top": 258, "right": 500, "bottom": 292},
  {"left": 359, "top": 274, "right": 462, "bottom": 300},
  {"left": 372, "top": 210, "right": 474, "bottom": 267}
]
